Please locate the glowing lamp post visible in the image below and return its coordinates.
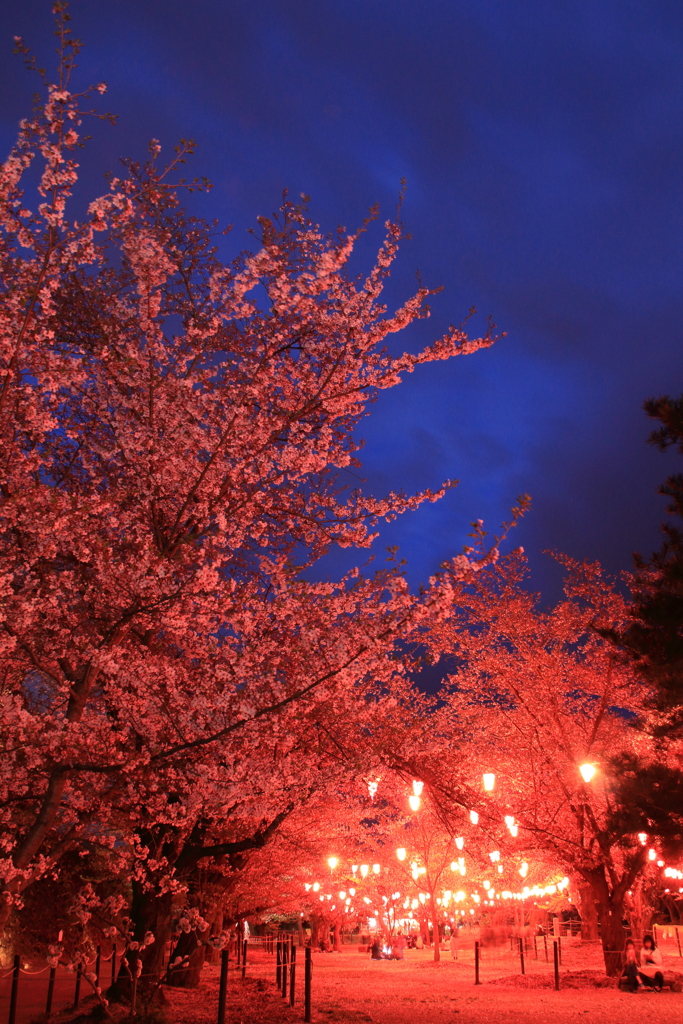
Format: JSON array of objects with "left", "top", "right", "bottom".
[
  {"left": 483, "top": 773, "right": 495, "bottom": 791},
  {"left": 579, "top": 763, "right": 596, "bottom": 783}
]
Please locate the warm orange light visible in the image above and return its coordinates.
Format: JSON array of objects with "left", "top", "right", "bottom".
[
  {"left": 360, "top": 864, "right": 369, "bottom": 878},
  {"left": 396, "top": 848, "right": 407, "bottom": 861},
  {"left": 455, "top": 837, "right": 464, "bottom": 850},
  {"left": 469, "top": 810, "right": 479, "bottom": 825},
  {"left": 409, "top": 795, "right": 421, "bottom": 812},
  {"left": 483, "top": 773, "right": 495, "bottom": 791},
  {"left": 638, "top": 833, "right": 648, "bottom": 845},
  {"left": 519, "top": 863, "right": 528, "bottom": 878},
  {"left": 579, "top": 763, "right": 596, "bottom": 783},
  {"left": 327, "top": 857, "right": 339, "bottom": 870},
  {"left": 505, "top": 815, "right": 515, "bottom": 827},
  {"left": 373, "top": 863, "right": 381, "bottom": 874},
  {"left": 648, "top": 849, "right": 656, "bottom": 861},
  {"left": 412, "top": 780, "right": 424, "bottom": 797}
]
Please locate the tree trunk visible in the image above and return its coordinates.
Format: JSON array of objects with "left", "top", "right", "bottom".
[
  {"left": 333, "top": 922, "right": 342, "bottom": 951},
  {"left": 598, "top": 900, "right": 625, "bottom": 976},
  {"left": 578, "top": 885, "right": 599, "bottom": 941},
  {"left": 111, "top": 884, "right": 174, "bottom": 1001},
  {"left": 166, "top": 928, "right": 207, "bottom": 988},
  {"left": 429, "top": 895, "right": 440, "bottom": 962}
]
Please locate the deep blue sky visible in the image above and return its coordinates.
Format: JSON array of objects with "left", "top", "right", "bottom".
[{"left": 2, "top": 0, "right": 682, "bottom": 602}]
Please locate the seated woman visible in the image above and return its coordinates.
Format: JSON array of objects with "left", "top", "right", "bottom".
[
  {"left": 622, "top": 939, "right": 642, "bottom": 992},
  {"left": 370, "top": 938, "right": 384, "bottom": 960},
  {"left": 639, "top": 934, "right": 664, "bottom": 991}
]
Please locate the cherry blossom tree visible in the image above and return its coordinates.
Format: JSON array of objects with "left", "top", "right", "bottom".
[
  {"left": 425, "top": 554, "right": 654, "bottom": 975},
  {"left": 0, "top": 7, "right": 512, "bottom": 995}
]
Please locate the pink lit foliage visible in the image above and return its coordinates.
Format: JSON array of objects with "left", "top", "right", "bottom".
[{"left": 0, "top": 6, "right": 521, "bottom": 988}]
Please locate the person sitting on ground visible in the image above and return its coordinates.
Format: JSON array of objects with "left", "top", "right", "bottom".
[
  {"left": 639, "top": 934, "right": 664, "bottom": 991},
  {"left": 622, "top": 938, "right": 642, "bottom": 992},
  {"left": 370, "top": 938, "right": 384, "bottom": 960},
  {"left": 391, "top": 931, "right": 406, "bottom": 960}
]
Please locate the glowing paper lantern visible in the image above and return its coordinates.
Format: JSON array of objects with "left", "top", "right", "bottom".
[
  {"left": 483, "top": 773, "right": 495, "bottom": 791},
  {"left": 409, "top": 795, "right": 421, "bottom": 812},
  {"left": 396, "top": 848, "right": 407, "bottom": 861},
  {"left": 368, "top": 780, "right": 378, "bottom": 801},
  {"left": 579, "top": 763, "right": 596, "bottom": 783},
  {"left": 412, "top": 780, "right": 424, "bottom": 796},
  {"left": 313, "top": 882, "right": 320, "bottom": 891},
  {"left": 519, "top": 863, "right": 528, "bottom": 878},
  {"left": 469, "top": 810, "right": 479, "bottom": 825},
  {"left": 638, "top": 833, "right": 648, "bottom": 845},
  {"left": 373, "top": 864, "right": 381, "bottom": 874},
  {"left": 352, "top": 865, "right": 358, "bottom": 875},
  {"left": 649, "top": 849, "right": 656, "bottom": 861},
  {"left": 510, "top": 824, "right": 519, "bottom": 837},
  {"left": 327, "top": 857, "right": 339, "bottom": 870},
  {"left": 360, "top": 864, "right": 369, "bottom": 878},
  {"left": 505, "top": 815, "right": 515, "bottom": 827},
  {"left": 455, "top": 837, "right": 464, "bottom": 850}
]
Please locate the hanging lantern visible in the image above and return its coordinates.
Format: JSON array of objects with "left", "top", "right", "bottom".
[
  {"left": 327, "top": 857, "right": 339, "bottom": 870},
  {"left": 455, "top": 837, "right": 464, "bottom": 850},
  {"left": 373, "top": 864, "right": 381, "bottom": 874},
  {"left": 368, "top": 780, "right": 378, "bottom": 801},
  {"left": 409, "top": 795, "right": 421, "bottom": 812},
  {"left": 412, "top": 780, "right": 424, "bottom": 796},
  {"left": 351, "top": 864, "right": 358, "bottom": 875},
  {"left": 360, "top": 864, "right": 369, "bottom": 878},
  {"left": 505, "top": 815, "right": 515, "bottom": 827},
  {"left": 396, "top": 848, "right": 407, "bottom": 861},
  {"left": 510, "top": 824, "right": 518, "bottom": 837},
  {"left": 470, "top": 810, "right": 479, "bottom": 825},
  {"left": 519, "top": 863, "right": 528, "bottom": 878},
  {"left": 579, "top": 763, "right": 596, "bottom": 783},
  {"left": 483, "top": 773, "right": 495, "bottom": 791},
  {"left": 638, "top": 833, "right": 648, "bottom": 845}
]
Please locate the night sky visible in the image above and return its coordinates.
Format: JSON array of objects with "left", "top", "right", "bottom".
[{"left": 2, "top": 1, "right": 682, "bottom": 603}]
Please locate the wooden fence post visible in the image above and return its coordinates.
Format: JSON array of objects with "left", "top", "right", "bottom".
[
  {"left": 217, "top": 948, "right": 229, "bottom": 1024},
  {"left": 304, "top": 946, "right": 312, "bottom": 1023},
  {"left": 553, "top": 940, "right": 560, "bottom": 990},
  {"left": 46, "top": 965, "right": 56, "bottom": 1016},
  {"left": 474, "top": 941, "right": 481, "bottom": 985},
  {"left": 8, "top": 955, "right": 20, "bottom": 1024},
  {"left": 73, "top": 963, "right": 82, "bottom": 1009},
  {"left": 289, "top": 944, "right": 296, "bottom": 1007},
  {"left": 281, "top": 939, "right": 289, "bottom": 999}
]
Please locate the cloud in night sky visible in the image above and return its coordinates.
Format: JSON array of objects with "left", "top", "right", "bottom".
[{"left": 1, "top": 0, "right": 681, "bottom": 602}]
